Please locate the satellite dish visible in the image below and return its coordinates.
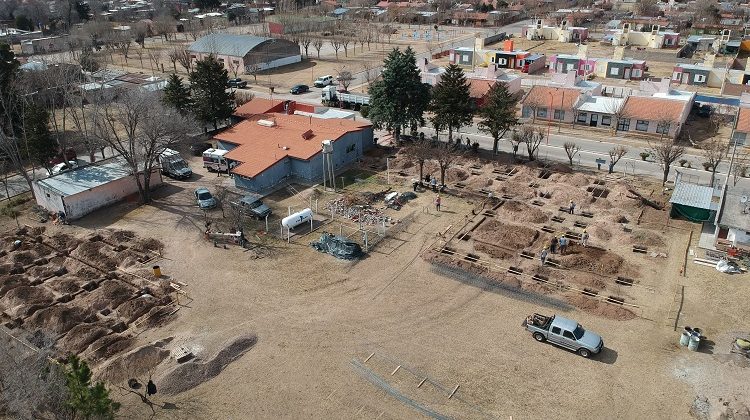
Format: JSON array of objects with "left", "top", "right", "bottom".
[{"left": 742, "top": 196, "right": 748, "bottom": 204}]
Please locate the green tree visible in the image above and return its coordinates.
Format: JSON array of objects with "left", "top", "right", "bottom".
[
  {"left": 15, "top": 15, "right": 34, "bottom": 31},
  {"left": 64, "top": 355, "right": 120, "bottom": 419},
  {"left": 162, "top": 74, "right": 193, "bottom": 115},
  {"left": 0, "top": 43, "right": 20, "bottom": 134},
  {"left": 23, "top": 103, "right": 57, "bottom": 173},
  {"left": 196, "top": 0, "right": 221, "bottom": 10},
  {"left": 74, "top": 1, "right": 91, "bottom": 21},
  {"left": 189, "top": 55, "right": 235, "bottom": 130},
  {"left": 367, "top": 47, "right": 430, "bottom": 146},
  {"left": 477, "top": 82, "right": 518, "bottom": 155},
  {"left": 429, "top": 64, "right": 473, "bottom": 143}
]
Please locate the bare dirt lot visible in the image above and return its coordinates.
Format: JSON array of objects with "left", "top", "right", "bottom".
[{"left": 1, "top": 149, "right": 749, "bottom": 419}]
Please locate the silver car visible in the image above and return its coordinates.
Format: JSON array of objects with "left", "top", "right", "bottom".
[
  {"left": 194, "top": 187, "right": 217, "bottom": 209},
  {"left": 523, "top": 313, "right": 604, "bottom": 358}
]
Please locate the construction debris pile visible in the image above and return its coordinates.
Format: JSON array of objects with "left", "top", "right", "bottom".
[{"left": 311, "top": 232, "right": 363, "bottom": 260}]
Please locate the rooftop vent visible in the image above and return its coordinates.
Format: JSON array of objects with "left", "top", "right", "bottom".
[
  {"left": 257, "top": 119, "right": 276, "bottom": 127},
  {"left": 302, "top": 129, "right": 314, "bottom": 140}
]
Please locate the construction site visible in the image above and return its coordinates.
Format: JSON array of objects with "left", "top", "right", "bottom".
[{"left": 1, "top": 144, "right": 749, "bottom": 419}]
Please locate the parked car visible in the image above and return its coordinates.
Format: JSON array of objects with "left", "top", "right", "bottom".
[
  {"left": 313, "top": 75, "right": 334, "bottom": 87},
  {"left": 194, "top": 187, "right": 217, "bottom": 209},
  {"left": 290, "top": 84, "right": 309, "bottom": 95},
  {"left": 231, "top": 194, "right": 272, "bottom": 219},
  {"left": 227, "top": 78, "right": 248, "bottom": 88},
  {"left": 523, "top": 313, "right": 604, "bottom": 358},
  {"left": 51, "top": 160, "right": 78, "bottom": 175},
  {"left": 190, "top": 142, "right": 213, "bottom": 156}
]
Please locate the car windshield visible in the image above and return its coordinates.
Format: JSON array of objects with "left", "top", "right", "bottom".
[
  {"left": 242, "top": 199, "right": 262, "bottom": 208},
  {"left": 173, "top": 161, "right": 187, "bottom": 170},
  {"left": 197, "top": 192, "right": 212, "bottom": 200},
  {"left": 573, "top": 325, "right": 585, "bottom": 340}
]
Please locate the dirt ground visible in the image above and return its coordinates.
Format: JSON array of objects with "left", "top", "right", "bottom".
[{"left": 1, "top": 149, "right": 749, "bottom": 419}]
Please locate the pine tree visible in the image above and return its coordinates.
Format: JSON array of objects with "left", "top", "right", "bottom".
[
  {"left": 367, "top": 47, "right": 430, "bottom": 146},
  {"left": 429, "top": 64, "right": 473, "bottom": 143},
  {"left": 162, "top": 74, "right": 193, "bottom": 115},
  {"left": 0, "top": 43, "right": 20, "bottom": 135},
  {"left": 477, "top": 82, "right": 519, "bottom": 155},
  {"left": 64, "top": 355, "right": 120, "bottom": 419},
  {"left": 189, "top": 55, "right": 234, "bottom": 130},
  {"left": 23, "top": 104, "right": 57, "bottom": 173}
]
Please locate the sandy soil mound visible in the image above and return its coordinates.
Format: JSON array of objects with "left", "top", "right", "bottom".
[
  {"left": 498, "top": 200, "right": 549, "bottom": 223},
  {"left": 45, "top": 276, "right": 83, "bottom": 295},
  {"left": 0, "top": 286, "right": 54, "bottom": 318},
  {"left": 86, "top": 333, "right": 134, "bottom": 362},
  {"left": 70, "top": 241, "right": 119, "bottom": 271},
  {"left": 57, "top": 323, "right": 112, "bottom": 354},
  {"left": 101, "top": 229, "right": 136, "bottom": 245},
  {"left": 474, "top": 241, "right": 514, "bottom": 260},
  {"left": 159, "top": 335, "right": 258, "bottom": 395},
  {"left": 46, "top": 233, "right": 83, "bottom": 252},
  {"left": 629, "top": 230, "right": 666, "bottom": 247},
  {"left": 473, "top": 220, "right": 539, "bottom": 250},
  {"left": 0, "top": 274, "right": 26, "bottom": 295},
  {"left": 131, "top": 238, "right": 164, "bottom": 254},
  {"left": 78, "top": 280, "right": 137, "bottom": 311},
  {"left": 99, "top": 340, "right": 172, "bottom": 383},
  {"left": 565, "top": 294, "right": 636, "bottom": 320},
  {"left": 563, "top": 272, "right": 608, "bottom": 290},
  {"left": 558, "top": 245, "right": 623, "bottom": 275},
  {"left": 26, "top": 304, "right": 96, "bottom": 335}
]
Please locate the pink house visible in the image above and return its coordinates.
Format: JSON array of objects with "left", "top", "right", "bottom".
[{"left": 548, "top": 54, "right": 597, "bottom": 77}]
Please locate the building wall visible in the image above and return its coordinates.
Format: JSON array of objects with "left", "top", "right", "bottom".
[
  {"left": 525, "top": 57, "right": 546, "bottom": 74},
  {"left": 521, "top": 106, "right": 576, "bottom": 124},
  {"left": 673, "top": 67, "right": 710, "bottom": 85},
  {"left": 450, "top": 49, "right": 474, "bottom": 66},
  {"left": 34, "top": 170, "right": 162, "bottom": 220},
  {"left": 727, "top": 228, "right": 750, "bottom": 245},
  {"left": 244, "top": 39, "right": 301, "bottom": 71},
  {"left": 21, "top": 36, "right": 69, "bottom": 55},
  {"left": 235, "top": 158, "right": 292, "bottom": 192}
]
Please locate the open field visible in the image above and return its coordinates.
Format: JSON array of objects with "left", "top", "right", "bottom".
[{"left": 2, "top": 145, "right": 749, "bottom": 419}]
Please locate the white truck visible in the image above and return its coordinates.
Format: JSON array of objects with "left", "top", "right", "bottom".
[
  {"left": 202, "top": 148, "right": 230, "bottom": 172},
  {"left": 159, "top": 148, "right": 192, "bottom": 180},
  {"left": 321, "top": 86, "right": 370, "bottom": 108}
]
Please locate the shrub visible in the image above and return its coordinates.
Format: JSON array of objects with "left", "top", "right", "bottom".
[
  {"left": 640, "top": 152, "right": 650, "bottom": 161},
  {"left": 360, "top": 105, "right": 369, "bottom": 118},
  {"left": 679, "top": 159, "right": 688, "bottom": 167}
]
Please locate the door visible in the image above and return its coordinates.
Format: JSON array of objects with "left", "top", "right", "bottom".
[
  {"left": 624, "top": 68, "right": 631, "bottom": 79},
  {"left": 682, "top": 73, "right": 689, "bottom": 84},
  {"left": 561, "top": 330, "right": 578, "bottom": 350},
  {"left": 718, "top": 227, "right": 729, "bottom": 239},
  {"left": 590, "top": 114, "right": 598, "bottom": 127},
  {"left": 549, "top": 326, "right": 564, "bottom": 345}
]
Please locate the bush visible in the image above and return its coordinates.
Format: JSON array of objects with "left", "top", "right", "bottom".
[
  {"left": 640, "top": 152, "right": 650, "bottom": 161},
  {"left": 679, "top": 159, "right": 688, "bottom": 167},
  {"left": 471, "top": 142, "right": 480, "bottom": 153},
  {"left": 360, "top": 105, "right": 369, "bottom": 118}
]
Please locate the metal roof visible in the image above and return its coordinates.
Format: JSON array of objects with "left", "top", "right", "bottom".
[
  {"left": 577, "top": 96, "right": 624, "bottom": 114},
  {"left": 718, "top": 186, "right": 750, "bottom": 232},
  {"left": 669, "top": 181, "right": 715, "bottom": 209},
  {"left": 551, "top": 315, "right": 578, "bottom": 331},
  {"left": 694, "top": 94, "right": 740, "bottom": 106},
  {"left": 188, "top": 33, "right": 272, "bottom": 57},
  {"left": 35, "top": 157, "right": 133, "bottom": 196}
]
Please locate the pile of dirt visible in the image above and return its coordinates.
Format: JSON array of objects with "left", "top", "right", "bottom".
[
  {"left": 587, "top": 224, "right": 613, "bottom": 242},
  {"left": 474, "top": 220, "right": 539, "bottom": 250},
  {"left": 0, "top": 274, "right": 26, "bottom": 295},
  {"left": 564, "top": 294, "right": 637, "bottom": 320},
  {"left": 26, "top": 265, "right": 58, "bottom": 280},
  {"left": 99, "top": 340, "right": 171, "bottom": 383},
  {"left": 45, "top": 276, "right": 84, "bottom": 295},
  {"left": 115, "top": 295, "right": 163, "bottom": 324},
  {"left": 445, "top": 167, "right": 470, "bottom": 183},
  {"left": 10, "top": 251, "right": 39, "bottom": 266},
  {"left": 474, "top": 241, "right": 514, "bottom": 260},
  {"left": 138, "top": 304, "right": 176, "bottom": 329},
  {"left": 86, "top": 333, "right": 134, "bottom": 362},
  {"left": 629, "top": 230, "right": 666, "bottom": 247},
  {"left": 78, "top": 280, "right": 137, "bottom": 312},
  {"left": 466, "top": 176, "right": 494, "bottom": 190},
  {"left": 57, "top": 323, "right": 111, "bottom": 354},
  {"left": 559, "top": 173, "right": 594, "bottom": 188},
  {"left": 46, "top": 233, "right": 83, "bottom": 252},
  {"left": 70, "top": 242, "right": 119, "bottom": 271},
  {"left": 546, "top": 162, "right": 573, "bottom": 174},
  {"left": 159, "top": 335, "right": 258, "bottom": 395},
  {"left": 101, "top": 229, "right": 136, "bottom": 245},
  {"left": 558, "top": 245, "right": 623, "bottom": 275},
  {"left": 26, "top": 304, "right": 96, "bottom": 335},
  {"left": 423, "top": 250, "right": 523, "bottom": 290},
  {"left": 562, "top": 272, "right": 608, "bottom": 290},
  {"left": 0, "top": 286, "right": 54, "bottom": 318},
  {"left": 498, "top": 200, "right": 549, "bottom": 223},
  {"left": 131, "top": 238, "right": 164, "bottom": 254}
]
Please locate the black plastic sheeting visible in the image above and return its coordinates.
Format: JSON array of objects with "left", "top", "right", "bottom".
[{"left": 311, "top": 232, "right": 363, "bottom": 260}]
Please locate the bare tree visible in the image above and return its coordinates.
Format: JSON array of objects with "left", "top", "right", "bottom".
[
  {"left": 134, "top": 46, "right": 145, "bottom": 68},
  {"left": 563, "top": 141, "right": 580, "bottom": 165},
  {"left": 336, "top": 67, "right": 354, "bottom": 92},
  {"left": 329, "top": 37, "right": 342, "bottom": 59},
  {"left": 649, "top": 137, "right": 686, "bottom": 185},
  {"left": 148, "top": 50, "right": 164, "bottom": 73},
  {"left": 153, "top": 15, "right": 176, "bottom": 42},
  {"left": 732, "top": 153, "right": 749, "bottom": 186},
  {"left": 509, "top": 128, "right": 524, "bottom": 160},
  {"left": 701, "top": 138, "right": 725, "bottom": 187},
  {"left": 235, "top": 90, "right": 255, "bottom": 107},
  {"left": 300, "top": 33, "right": 312, "bottom": 58},
  {"left": 520, "top": 126, "right": 544, "bottom": 161},
  {"left": 92, "top": 90, "right": 197, "bottom": 203},
  {"left": 312, "top": 38, "right": 324, "bottom": 58},
  {"left": 246, "top": 60, "right": 261, "bottom": 82},
  {"left": 433, "top": 140, "right": 463, "bottom": 186},
  {"left": 167, "top": 47, "right": 180, "bottom": 72},
  {"left": 607, "top": 145, "right": 628, "bottom": 173},
  {"left": 361, "top": 61, "right": 376, "bottom": 84},
  {"left": 341, "top": 36, "right": 352, "bottom": 57},
  {"left": 403, "top": 136, "right": 433, "bottom": 184},
  {"left": 133, "top": 22, "right": 149, "bottom": 48},
  {"left": 172, "top": 49, "right": 192, "bottom": 73}
]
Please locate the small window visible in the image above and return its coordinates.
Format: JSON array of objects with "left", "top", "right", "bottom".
[
  {"left": 577, "top": 112, "right": 588, "bottom": 123},
  {"left": 636, "top": 120, "right": 649, "bottom": 131},
  {"left": 601, "top": 116, "right": 612, "bottom": 126},
  {"left": 584, "top": 64, "right": 592, "bottom": 71},
  {"left": 462, "top": 54, "right": 469, "bottom": 62},
  {"left": 610, "top": 67, "right": 620, "bottom": 76},
  {"left": 522, "top": 107, "right": 533, "bottom": 118},
  {"left": 46, "top": 193, "right": 50, "bottom": 198},
  {"left": 618, "top": 118, "right": 631, "bottom": 131},
  {"left": 632, "top": 69, "right": 642, "bottom": 77},
  {"left": 551, "top": 326, "right": 561, "bottom": 335},
  {"left": 563, "top": 330, "right": 576, "bottom": 340},
  {"left": 694, "top": 74, "right": 706, "bottom": 83},
  {"left": 537, "top": 108, "right": 547, "bottom": 118},
  {"left": 672, "top": 71, "right": 681, "bottom": 80},
  {"left": 657, "top": 122, "right": 670, "bottom": 134},
  {"left": 554, "top": 109, "right": 565, "bottom": 120},
  {"left": 566, "top": 63, "right": 575, "bottom": 71}
]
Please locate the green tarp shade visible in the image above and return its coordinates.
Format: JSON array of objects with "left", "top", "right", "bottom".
[{"left": 670, "top": 203, "right": 712, "bottom": 222}]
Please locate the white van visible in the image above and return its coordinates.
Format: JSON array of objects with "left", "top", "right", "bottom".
[
  {"left": 202, "top": 148, "right": 229, "bottom": 172},
  {"left": 314, "top": 75, "right": 334, "bottom": 88}
]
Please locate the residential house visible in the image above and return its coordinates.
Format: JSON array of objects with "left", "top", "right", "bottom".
[
  {"left": 418, "top": 59, "right": 521, "bottom": 106},
  {"left": 522, "top": 19, "right": 589, "bottom": 42},
  {"left": 731, "top": 94, "right": 750, "bottom": 146},
  {"left": 188, "top": 33, "right": 301, "bottom": 72},
  {"left": 595, "top": 58, "right": 647, "bottom": 80},
  {"left": 672, "top": 63, "right": 712, "bottom": 86},
  {"left": 611, "top": 23, "right": 680, "bottom": 48},
  {"left": 616, "top": 90, "right": 694, "bottom": 138},
  {"left": 573, "top": 96, "right": 625, "bottom": 129},
  {"left": 716, "top": 185, "right": 750, "bottom": 247},
  {"left": 450, "top": 39, "right": 546, "bottom": 74},
  {"left": 20, "top": 35, "right": 70, "bottom": 55},
  {"left": 520, "top": 85, "right": 583, "bottom": 124},
  {"left": 548, "top": 54, "right": 597, "bottom": 77}
]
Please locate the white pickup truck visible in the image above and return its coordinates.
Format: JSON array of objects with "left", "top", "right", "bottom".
[{"left": 523, "top": 313, "right": 604, "bottom": 358}]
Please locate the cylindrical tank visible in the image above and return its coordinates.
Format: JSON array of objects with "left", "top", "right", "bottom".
[
  {"left": 679, "top": 331, "right": 690, "bottom": 346},
  {"left": 688, "top": 335, "right": 701, "bottom": 351},
  {"left": 152, "top": 265, "right": 162, "bottom": 277},
  {"left": 281, "top": 208, "right": 313, "bottom": 230},
  {"left": 322, "top": 140, "right": 333, "bottom": 153}
]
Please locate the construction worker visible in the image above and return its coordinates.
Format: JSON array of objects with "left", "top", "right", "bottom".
[
  {"left": 569, "top": 200, "right": 576, "bottom": 215},
  {"left": 430, "top": 176, "right": 437, "bottom": 192},
  {"left": 559, "top": 235, "right": 568, "bottom": 255},
  {"left": 540, "top": 247, "right": 549, "bottom": 265},
  {"left": 435, "top": 194, "right": 441, "bottom": 212},
  {"left": 550, "top": 236, "right": 558, "bottom": 254},
  {"left": 581, "top": 230, "right": 589, "bottom": 247}
]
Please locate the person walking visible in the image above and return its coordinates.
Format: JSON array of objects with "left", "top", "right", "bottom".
[
  {"left": 550, "top": 236, "right": 558, "bottom": 253},
  {"left": 569, "top": 200, "right": 576, "bottom": 215},
  {"left": 412, "top": 178, "right": 419, "bottom": 192},
  {"left": 430, "top": 176, "right": 437, "bottom": 192},
  {"left": 435, "top": 194, "right": 441, "bottom": 212},
  {"left": 581, "top": 230, "right": 589, "bottom": 247},
  {"left": 540, "top": 247, "right": 549, "bottom": 265}
]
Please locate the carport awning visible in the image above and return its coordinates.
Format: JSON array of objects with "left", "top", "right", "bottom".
[{"left": 694, "top": 94, "right": 740, "bottom": 107}]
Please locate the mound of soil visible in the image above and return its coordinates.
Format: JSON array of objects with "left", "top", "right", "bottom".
[
  {"left": 102, "top": 229, "right": 136, "bottom": 244},
  {"left": 46, "top": 233, "right": 83, "bottom": 252},
  {"left": 71, "top": 242, "right": 119, "bottom": 271},
  {"left": 78, "top": 280, "right": 137, "bottom": 311},
  {"left": 26, "top": 265, "right": 58, "bottom": 280},
  {"left": 560, "top": 173, "right": 594, "bottom": 188},
  {"left": 0, "top": 274, "right": 27, "bottom": 295},
  {"left": 159, "top": 335, "right": 258, "bottom": 395},
  {"left": 99, "top": 341, "right": 170, "bottom": 383},
  {"left": 565, "top": 294, "right": 637, "bottom": 320},
  {"left": 546, "top": 162, "right": 573, "bottom": 174},
  {"left": 474, "top": 241, "right": 514, "bottom": 260},
  {"left": 57, "top": 323, "right": 111, "bottom": 354},
  {"left": 558, "top": 245, "right": 623, "bottom": 275},
  {"left": 26, "top": 304, "right": 95, "bottom": 335},
  {"left": 86, "top": 333, "right": 134, "bottom": 362},
  {"left": 45, "top": 276, "right": 83, "bottom": 295},
  {"left": 423, "top": 250, "right": 523, "bottom": 290},
  {"left": 115, "top": 296, "right": 158, "bottom": 324},
  {"left": 0, "top": 286, "right": 54, "bottom": 317},
  {"left": 445, "top": 167, "right": 470, "bottom": 183},
  {"left": 498, "top": 200, "right": 549, "bottom": 223},
  {"left": 11, "top": 251, "right": 38, "bottom": 266},
  {"left": 131, "top": 238, "right": 164, "bottom": 254},
  {"left": 137, "top": 305, "right": 176, "bottom": 329},
  {"left": 563, "top": 272, "right": 608, "bottom": 290},
  {"left": 629, "top": 230, "right": 666, "bottom": 247},
  {"left": 474, "top": 220, "right": 539, "bottom": 250}
]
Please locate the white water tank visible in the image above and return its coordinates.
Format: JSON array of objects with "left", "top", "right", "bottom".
[
  {"left": 322, "top": 140, "right": 333, "bottom": 153},
  {"left": 281, "top": 208, "right": 313, "bottom": 229}
]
